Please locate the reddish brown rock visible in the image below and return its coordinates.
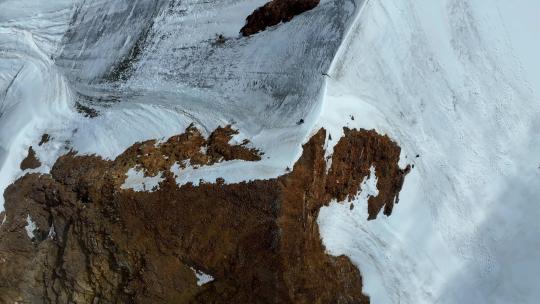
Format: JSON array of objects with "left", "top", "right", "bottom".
[
  {"left": 240, "top": 0, "right": 320, "bottom": 36},
  {"left": 20, "top": 146, "right": 41, "bottom": 170},
  {"left": 0, "top": 126, "right": 409, "bottom": 303}
]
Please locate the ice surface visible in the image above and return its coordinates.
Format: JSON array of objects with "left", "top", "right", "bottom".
[
  {"left": 0, "top": 5, "right": 76, "bottom": 210},
  {"left": 0, "top": 0, "right": 358, "bottom": 211}
]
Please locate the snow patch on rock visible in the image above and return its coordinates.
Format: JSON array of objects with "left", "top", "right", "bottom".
[
  {"left": 318, "top": 0, "right": 540, "bottom": 303},
  {"left": 121, "top": 167, "right": 164, "bottom": 192},
  {"left": 190, "top": 267, "right": 214, "bottom": 286}
]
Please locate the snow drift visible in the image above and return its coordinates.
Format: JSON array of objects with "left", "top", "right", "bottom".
[{"left": 317, "top": 1, "right": 540, "bottom": 303}]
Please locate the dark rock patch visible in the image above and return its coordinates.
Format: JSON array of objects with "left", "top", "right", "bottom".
[
  {"left": 75, "top": 102, "right": 99, "bottom": 118},
  {"left": 39, "top": 134, "right": 51, "bottom": 146},
  {"left": 20, "top": 146, "right": 41, "bottom": 170},
  {"left": 240, "top": 0, "right": 320, "bottom": 36}
]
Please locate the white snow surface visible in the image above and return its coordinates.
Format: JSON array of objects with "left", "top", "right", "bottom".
[
  {"left": 121, "top": 167, "right": 164, "bottom": 192},
  {"left": 0, "top": 0, "right": 356, "bottom": 210},
  {"left": 317, "top": 0, "right": 540, "bottom": 303},
  {"left": 190, "top": 267, "right": 214, "bottom": 287},
  {"left": 25, "top": 214, "right": 37, "bottom": 239}
]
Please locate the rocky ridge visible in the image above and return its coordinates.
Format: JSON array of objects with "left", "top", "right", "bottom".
[
  {"left": 241, "top": 0, "right": 320, "bottom": 36},
  {"left": 0, "top": 125, "right": 409, "bottom": 303}
]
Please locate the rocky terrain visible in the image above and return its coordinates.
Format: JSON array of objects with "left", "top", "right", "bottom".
[
  {"left": 0, "top": 125, "right": 408, "bottom": 303},
  {"left": 241, "top": 0, "right": 320, "bottom": 36},
  {"left": 20, "top": 146, "right": 42, "bottom": 170}
]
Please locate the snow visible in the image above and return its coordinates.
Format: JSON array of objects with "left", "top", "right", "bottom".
[
  {"left": 0, "top": 0, "right": 357, "bottom": 212},
  {"left": 317, "top": 0, "right": 540, "bottom": 303},
  {"left": 47, "top": 225, "right": 56, "bottom": 239},
  {"left": 190, "top": 267, "right": 214, "bottom": 286},
  {"left": 25, "top": 214, "right": 37, "bottom": 239},
  {"left": 500, "top": 2, "right": 540, "bottom": 92},
  {"left": 121, "top": 167, "right": 164, "bottom": 192}
]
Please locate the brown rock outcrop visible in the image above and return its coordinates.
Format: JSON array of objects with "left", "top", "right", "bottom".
[
  {"left": 39, "top": 134, "right": 51, "bottom": 146},
  {"left": 0, "top": 125, "right": 409, "bottom": 303},
  {"left": 240, "top": 0, "right": 320, "bottom": 36},
  {"left": 20, "top": 146, "right": 41, "bottom": 170},
  {"left": 327, "top": 128, "right": 411, "bottom": 220}
]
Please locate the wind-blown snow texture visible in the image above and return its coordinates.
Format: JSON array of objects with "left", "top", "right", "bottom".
[
  {"left": 316, "top": 1, "right": 540, "bottom": 303},
  {"left": 1, "top": 0, "right": 539, "bottom": 303}
]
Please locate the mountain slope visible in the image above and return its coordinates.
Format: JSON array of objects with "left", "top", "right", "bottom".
[{"left": 316, "top": 1, "right": 540, "bottom": 303}]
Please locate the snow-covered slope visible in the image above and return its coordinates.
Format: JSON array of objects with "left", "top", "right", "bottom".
[
  {"left": 0, "top": 0, "right": 77, "bottom": 210},
  {"left": 0, "top": 0, "right": 359, "bottom": 210},
  {"left": 317, "top": 1, "right": 540, "bottom": 303}
]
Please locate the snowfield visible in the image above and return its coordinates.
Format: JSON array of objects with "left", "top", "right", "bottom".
[
  {"left": 1, "top": 0, "right": 539, "bottom": 303},
  {"left": 317, "top": 1, "right": 540, "bottom": 303}
]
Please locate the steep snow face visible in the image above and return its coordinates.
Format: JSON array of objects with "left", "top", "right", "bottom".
[
  {"left": 53, "top": 0, "right": 357, "bottom": 168},
  {"left": 24, "top": 214, "right": 37, "bottom": 239},
  {"left": 0, "top": 0, "right": 77, "bottom": 211},
  {"left": 0, "top": 0, "right": 359, "bottom": 211},
  {"left": 59, "top": 0, "right": 358, "bottom": 159},
  {"left": 317, "top": 0, "right": 540, "bottom": 303}
]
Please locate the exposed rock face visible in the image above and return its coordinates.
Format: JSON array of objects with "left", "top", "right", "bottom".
[
  {"left": 241, "top": 0, "right": 320, "bottom": 36},
  {"left": 39, "top": 134, "right": 51, "bottom": 146},
  {"left": 113, "top": 124, "right": 261, "bottom": 178},
  {"left": 327, "top": 128, "right": 411, "bottom": 220},
  {"left": 20, "top": 146, "right": 41, "bottom": 170},
  {"left": 0, "top": 126, "right": 409, "bottom": 303}
]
